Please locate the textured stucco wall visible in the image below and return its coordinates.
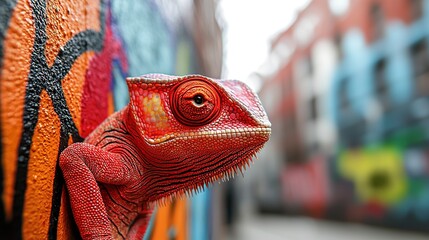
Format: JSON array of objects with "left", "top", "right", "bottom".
[{"left": 0, "top": 0, "right": 203, "bottom": 239}]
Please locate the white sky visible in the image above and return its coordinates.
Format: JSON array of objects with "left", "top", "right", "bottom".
[{"left": 219, "top": 0, "right": 311, "bottom": 91}]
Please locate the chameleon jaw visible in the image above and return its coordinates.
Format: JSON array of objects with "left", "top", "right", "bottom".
[
  {"left": 147, "top": 127, "right": 272, "bottom": 144},
  {"left": 148, "top": 144, "right": 265, "bottom": 207}
]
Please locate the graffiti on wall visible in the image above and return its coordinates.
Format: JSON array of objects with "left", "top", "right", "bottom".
[
  {"left": 333, "top": 143, "right": 429, "bottom": 230},
  {"left": 0, "top": 0, "right": 196, "bottom": 239}
]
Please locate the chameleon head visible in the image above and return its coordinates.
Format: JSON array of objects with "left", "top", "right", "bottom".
[{"left": 126, "top": 74, "right": 271, "bottom": 203}]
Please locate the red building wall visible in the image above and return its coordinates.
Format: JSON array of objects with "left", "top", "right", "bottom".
[{"left": 336, "top": 0, "right": 414, "bottom": 43}]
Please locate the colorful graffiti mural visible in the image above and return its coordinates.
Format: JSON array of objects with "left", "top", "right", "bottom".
[
  {"left": 0, "top": 0, "right": 220, "bottom": 239},
  {"left": 257, "top": 0, "right": 429, "bottom": 232},
  {"left": 330, "top": 143, "right": 429, "bottom": 230},
  {"left": 339, "top": 147, "right": 407, "bottom": 206},
  {"left": 328, "top": 0, "right": 429, "bottom": 231}
]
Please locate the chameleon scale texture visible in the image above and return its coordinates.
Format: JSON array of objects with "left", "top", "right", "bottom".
[{"left": 60, "top": 74, "right": 271, "bottom": 239}]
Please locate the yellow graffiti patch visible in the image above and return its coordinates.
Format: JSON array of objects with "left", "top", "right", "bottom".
[
  {"left": 339, "top": 147, "right": 407, "bottom": 205},
  {"left": 142, "top": 93, "right": 169, "bottom": 130}
]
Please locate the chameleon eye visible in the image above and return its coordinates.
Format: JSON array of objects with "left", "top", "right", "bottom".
[
  {"left": 171, "top": 78, "right": 221, "bottom": 126},
  {"left": 193, "top": 94, "right": 204, "bottom": 106}
]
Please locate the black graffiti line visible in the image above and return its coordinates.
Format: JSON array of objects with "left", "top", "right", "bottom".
[
  {"left": 48, "top": 127, "right": 69, "bottom": 240},
  {"left": 12, "top": 0, "right": 106, "bottom": 239}
]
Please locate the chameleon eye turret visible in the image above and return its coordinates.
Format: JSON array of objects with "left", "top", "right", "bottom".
[{"left": 170, "top": 77, "right": 221, "bottom": 126}]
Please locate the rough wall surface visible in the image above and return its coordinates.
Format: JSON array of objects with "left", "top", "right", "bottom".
[{"left": 0, "top": 0, "right": 214, "bottom": 239}]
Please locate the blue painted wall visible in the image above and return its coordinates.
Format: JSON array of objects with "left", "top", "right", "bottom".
[
  {"left": 329, "top": 1, "right": 429, "bottom": 231},
  {"left": 110, "top": 1, "right": 211, "bottom": 239}
]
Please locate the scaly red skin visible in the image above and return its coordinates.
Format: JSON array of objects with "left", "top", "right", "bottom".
[{"left": 60, "top": 74, "right": 271, "bottom": 239}]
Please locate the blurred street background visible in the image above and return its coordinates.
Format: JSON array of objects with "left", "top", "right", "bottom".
[
  {"left": 3, "top": 0, "right": 429, "bottom": 239},
  {"left": 216, "top": 0, "right": 429, "bottom": 239},
  {"left": 227, "top": 215, "right": 428, "bottom": 240}
]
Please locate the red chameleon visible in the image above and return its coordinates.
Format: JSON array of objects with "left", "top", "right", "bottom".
[{"left": 60, "top": 74, "right": 271, "bottom": 239}]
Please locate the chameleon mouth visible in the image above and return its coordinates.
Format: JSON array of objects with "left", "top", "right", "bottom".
[{"left": 147, "top": 127, "right": 271, "bottom": 144}]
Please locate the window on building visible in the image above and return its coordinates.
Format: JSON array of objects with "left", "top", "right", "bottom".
[
  {"left": 283, "top": 116, "right": 304, "bottom": 163},
  {"left": 411, "top": 0, "right": 423, "bottom": 20},
  {"left": 309, "top": 96, "right": 318, "bottom": 121},
  {"left": 370, "top": 3, "right": 384, "bottom": 41},
  {"left": 339, "top": 79, "right": 349, "bottom": 115},
  {"left": 334, "top": 33, "right": 343, "bottom": 59},
  {"left": 302, "top": 55, "right": 313, "bottom": 77},
  {"left": 411, "top": 39, "right": 429, "bottom": 96},
  {"left": 338, "top": 78, "right": 365, "bottom": 148},
  {"left": 374, "top": 59, "right": 389, "bottom": 110}
]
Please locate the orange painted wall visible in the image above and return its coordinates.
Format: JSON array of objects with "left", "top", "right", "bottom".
[{"left": 0, "top": 0, "right": 193, "bottom": 239}]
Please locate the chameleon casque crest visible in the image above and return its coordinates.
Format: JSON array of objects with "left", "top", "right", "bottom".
[{"left": 60, "top": 74, "right": 271, "bottom": 239}]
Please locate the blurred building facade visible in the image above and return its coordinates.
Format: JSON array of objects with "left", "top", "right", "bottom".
[{"left": 258, "top": 0, "right": 429, "bottom": 231}]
